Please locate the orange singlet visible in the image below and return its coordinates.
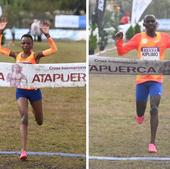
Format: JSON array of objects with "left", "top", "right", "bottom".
[
  {"left": 16, "top": 51, "right": 36, "bottom": 64},
  {"left": 116, "top": 32, "right": 170, "bottom": 84}
]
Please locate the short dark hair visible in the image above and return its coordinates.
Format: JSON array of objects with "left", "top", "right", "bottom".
[
  {"left": 143, "top": 14, "right": 157, "bottom": 23},
  {"left": 21, "top": 34, "right": 33, "bottom": 42}
]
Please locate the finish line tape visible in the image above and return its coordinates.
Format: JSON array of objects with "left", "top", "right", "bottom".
[
  {"left": 0, "top": 62, "right": 86, "bottom": 88},
  {"left": 89, "top": 55, "right": 170, "bottom": 75}
]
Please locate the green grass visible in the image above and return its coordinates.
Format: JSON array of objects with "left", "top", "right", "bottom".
[
  {"left": 90, "top": 161, "right": 170, "bottom": 169},
  {"left": 89, "top": 48, "right": 170, "bottom": 169},
  {"left": 0, "top": 40, "right": 86, "bottom": 169},
  {"left": 0, "top": 156, "right": 85, "bottom": 169},
  {"left": 1, "top": 40, "right": 86, "bottom": 63}
]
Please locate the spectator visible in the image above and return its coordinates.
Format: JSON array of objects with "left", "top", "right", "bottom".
[
  {"left": 31, "top": 19, "right": 42, "bottom": 42},
  {"left": 11, "top": 26, "right": 15, "bottom": 43},
  {"left": 120, "top": 12, "right": 130, "bottom": 25}
]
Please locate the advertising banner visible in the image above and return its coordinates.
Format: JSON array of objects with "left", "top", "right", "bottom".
[
  {"left": 95, "top": 0, "right": 106, "bottom": 31},
  {"left": 131, "top": 0, "right": 152, "bottom": 23},
  {"left": 0, "top": 63, "right": 86, "bottom": 88},
  {"left": 89, "top": 55, "right": 170, "bottom": 75},
  {"left": 55, "top": 15, "right": 79, "bottom": 28},
  {"left": 55, "top": 15, "right": 86, "bottom": 29}
]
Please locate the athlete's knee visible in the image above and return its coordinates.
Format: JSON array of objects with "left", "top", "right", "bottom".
[
  {"left": 20, "top": 113, "right": 28, "bottom": 125},
  {"left": 150, "top": 95, "right": 161, "bottom": 114},
  {"left": 150, "top": 106, "right": 158, "bottom": 115}
]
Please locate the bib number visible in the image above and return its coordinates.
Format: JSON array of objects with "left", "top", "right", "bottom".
[{"left": 141, "top": 47, "right": 160, "bottom": 60}]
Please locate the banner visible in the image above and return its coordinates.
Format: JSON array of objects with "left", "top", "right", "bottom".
[
  {"left": 55, "top": 15, "right": 86, "bottom": 29},
  {"left": 79, "top": 16, "right": 86, "bottom": 29},
  {"left": 95, "top": 0, "right": 106, "bottom": 32},
  {"left": 0, "top": 6, "right": 2, "bottom": 17},
  {"left": 55, "top": 15, "right": 79, "bottom": 28},
  {"left": 89, "top": 55, "right": 170, "bottom": 75},
  {"left": 131, "top": 0, "right": 152, "bottom": 24},
  {"left": 0, "top": 63, "right": 86, "bottom": 88},
  {"left": 157, "top": 19, "right": 170, "bottom": 31}
]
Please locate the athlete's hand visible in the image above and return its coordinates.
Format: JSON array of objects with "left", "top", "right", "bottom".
[
  {"left": 115, "top": 32, "right": 123, "bottom": 40},
  {"left": 0, "top": 17, "right": 7, "bottom": 33},
  {"left": 40, "top": 20, "right": 50, "bottom": 35}
]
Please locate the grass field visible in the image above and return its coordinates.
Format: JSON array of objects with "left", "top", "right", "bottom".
[
  {"left": 89, "top": 49, "right": 170, "bottom": 169},
  {"left": 0, "top": 40, "right": 86, "bottom": 169}
]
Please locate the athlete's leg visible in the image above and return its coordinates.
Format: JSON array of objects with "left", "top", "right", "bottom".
[
  {"left": 150, "top": 95, "right": 161, "bottom": 144},
  {"left": 30, "top": 99, "right": 43, "bottom": 125},
  {"left": 17, "top": 97, "right": 29, "bottom": 152},
  {"left": 136, "top": 101, "right": 147, "bottom": 117},
  {"left": 136, "top": 83, "right": 149, "bottom": 117},
  {"left": 149, "top": 82, "right": 162, "bottom": 145},
  {"left": 28, "top": 89, "right": 43, "bottom": 125}
]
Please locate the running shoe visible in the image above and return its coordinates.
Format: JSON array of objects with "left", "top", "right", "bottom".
[
  {"left": 20, "top": 150, "right": 27, "bottom": 160},
  {"left": 148, "top": 143, "right": 157, "bottom": 153},
  {"left": 135, "top": 115, "right": 144, "bottom": 124}
]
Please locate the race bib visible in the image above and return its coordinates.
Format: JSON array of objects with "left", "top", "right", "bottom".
[{"left": 141, "top": 47, "right": 160, "bottom": 60}]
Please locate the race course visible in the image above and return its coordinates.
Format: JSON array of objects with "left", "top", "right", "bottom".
[
  {"left": 0, "top": 40, "right": 86, "bottom": 169},
  {"left": 89, "top": 49, "right": 170, "bottom": 169}
]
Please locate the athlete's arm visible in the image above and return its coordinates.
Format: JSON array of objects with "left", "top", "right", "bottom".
[
  {"left": 0, "top": 17, "right": 16, "bottom": 58},
  {"left": 115, "top": 33, "right": 141, "bottom": 56},
  {"left": 36, "top": 21, "right": 57, "bottom": 61},
  {"left": 0, "top": 34, "right": 16, "bottom": 58},
  {"left": 42, "top": 35, "right": 57, "bottom": 56},
  {"left": 164, "top": 33, "right": 170, "bottom": 48}
]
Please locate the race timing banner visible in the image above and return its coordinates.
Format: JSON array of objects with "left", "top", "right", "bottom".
[
  {"left": 0, "top": 62, "right": 86, "bottom": 88},
  {"left": 89, "top": 55, "right": 170, "bottom": 75}
]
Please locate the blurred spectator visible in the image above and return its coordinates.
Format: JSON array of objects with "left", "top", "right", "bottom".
[
  {"left": 31, "top": 19, "right": 42, "bottom": 42},
  {"left": 11, "top": 26, "right": 15, "bottom": 43},
  {"left": 120, "top": 12, "right": 130, "bottom": 25}
]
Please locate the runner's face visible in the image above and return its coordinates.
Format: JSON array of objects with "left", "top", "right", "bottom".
[
  {"left": 143, "top": 16, "right": 157, "bottom": 32},
  {"left": 21, "top": 37, "right": 33, "bottom": 53}
]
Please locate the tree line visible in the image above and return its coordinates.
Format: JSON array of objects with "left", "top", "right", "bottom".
[{"left": 0, "top": 0, "right": 86, "bottom": 28}]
